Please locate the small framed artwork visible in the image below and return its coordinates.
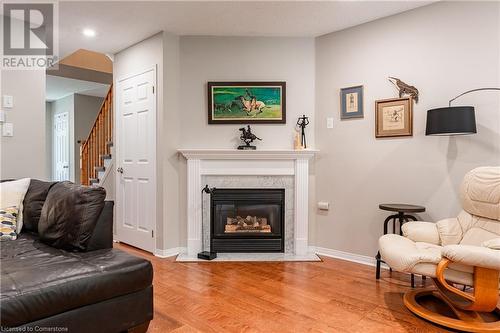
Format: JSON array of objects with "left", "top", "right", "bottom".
[
  {"left": 207, "top": 82, "right": 286, "bottom": 124},
  {"left": 375, "top": 97, "right": 413, "bottom": 138},
  {"left": 340, "top": 85, "right": 363, "bottom": 119}
]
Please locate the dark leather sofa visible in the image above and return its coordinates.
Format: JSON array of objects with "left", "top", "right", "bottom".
[{"left": 0, "top": 180, "right": 153, "bottom": 333}]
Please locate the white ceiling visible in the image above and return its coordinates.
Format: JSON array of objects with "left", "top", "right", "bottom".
[
  {"left": 46, "top": 75, "right": 110, "bottom": 102},
  {"left": 58, "top": 1, "right": 435, "bottom": 57}
]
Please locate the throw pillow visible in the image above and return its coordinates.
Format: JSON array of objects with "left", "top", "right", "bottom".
[
  {"left": 0, "top": 178, "right": 30, "bottom": 233},
  {"left": 38, "top": 182, "right": 106, "bottom": 251},
  {"left": 22, "top": 179, "right": 57, "bottom": 232},
  {"left": 0, "top": 206, "right": 19, "bottom": 240}
]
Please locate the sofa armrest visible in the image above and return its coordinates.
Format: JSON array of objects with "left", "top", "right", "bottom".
[
  {"left": 86, "top": 201, "right": 114, "bottom": 251},
  {"left": 402, "top": 222, "right": 440, "bottom": 245},
  {"left": 443, "top": 244, "right": 500, "bottom": 271}
]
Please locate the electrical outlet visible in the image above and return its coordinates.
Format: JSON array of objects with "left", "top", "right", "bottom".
[
  {"left": 318, "top": 201, "right": 330, "bottom": 210},
  {"left": 326, "top": 117, "right": 334, "bottom": 129}
]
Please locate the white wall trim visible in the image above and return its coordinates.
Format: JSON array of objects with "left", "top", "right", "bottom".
[
  {"left": 154, "top": 245, "right": 390, "bottom": 268},
  {"left": 154, "top": 247, "right": 186, "bottom": 258},
  {"left": 310, "top": 246, "right": 389, "bottom": 269}
]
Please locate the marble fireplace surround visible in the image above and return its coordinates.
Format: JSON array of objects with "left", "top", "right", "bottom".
[{"left": 178, "top": 149, "right": 318, "bottom": 261}]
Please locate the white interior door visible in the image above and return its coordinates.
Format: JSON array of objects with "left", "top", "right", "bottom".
[
  {"left": 53, "top": 112, "right": 70, "bottom": 181},
  {"left": 115, "top": 67, "right": 156, "bottom": 253}
]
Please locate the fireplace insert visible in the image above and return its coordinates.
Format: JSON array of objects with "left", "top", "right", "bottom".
[{"left": 210, "top": 188, "right": 285, "bottom": 252}]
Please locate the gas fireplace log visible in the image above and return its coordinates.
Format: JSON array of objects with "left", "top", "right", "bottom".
[{"left": 225, "top": 216, "right": 271, "bottom": 233}]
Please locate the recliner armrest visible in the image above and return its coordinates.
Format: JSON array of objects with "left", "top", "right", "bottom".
[
  {"left": 443, "top": 244, "right": 500, "bottom": 271},
  {"left": 402, "top": 222, "right": 440, "bottom": 245}
]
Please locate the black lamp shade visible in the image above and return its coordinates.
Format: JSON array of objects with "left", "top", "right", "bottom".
[{"left": 425, "top": 106, "right": 477, "bottom": 136}]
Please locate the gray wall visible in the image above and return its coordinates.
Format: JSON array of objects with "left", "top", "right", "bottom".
[
  {"left": 161, "top": 32, "right": 181, "bottom": 250},
  {"left": 314, "top": 1, "right": 500, "bottom": 256},
  {"left": 0, "top": 70, "right": 47, "bottom": 180},
  {"left": 179, "top": 36, "right": 316, "bottom": 149}
]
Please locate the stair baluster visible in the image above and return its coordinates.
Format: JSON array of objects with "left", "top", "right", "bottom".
[{"left": 80, "top": 85, "right": 113, "bottom": 185}]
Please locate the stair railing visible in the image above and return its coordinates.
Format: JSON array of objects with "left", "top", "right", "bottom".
[{"left": 80, "top": 85, "right": 113, "bottom": 185}]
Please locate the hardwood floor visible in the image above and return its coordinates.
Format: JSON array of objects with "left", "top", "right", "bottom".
[{"left": 116, "top": 243, "right": 452, "bottom": 333}]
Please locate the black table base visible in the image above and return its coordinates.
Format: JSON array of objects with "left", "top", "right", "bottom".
[{"left": 376, "top": 204, "right": 426, "bottom": 288}]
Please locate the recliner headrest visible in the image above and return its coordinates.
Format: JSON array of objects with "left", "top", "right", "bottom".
[{"left": 460, "top": 166, "right": 500, "bottom": 221}]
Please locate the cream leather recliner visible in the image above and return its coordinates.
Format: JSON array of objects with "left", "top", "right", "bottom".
[{"left": 379, "top": 166, "right": 500, "bottom": 332}]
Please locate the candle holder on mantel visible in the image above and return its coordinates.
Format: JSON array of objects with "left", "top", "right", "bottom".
[{"left": 294, "top": 128, "right": 303, "bottom": 150}]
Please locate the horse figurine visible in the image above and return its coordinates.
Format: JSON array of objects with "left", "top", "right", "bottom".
[{"left": 238, "top": 125, "right": 262, "bottom": 150}]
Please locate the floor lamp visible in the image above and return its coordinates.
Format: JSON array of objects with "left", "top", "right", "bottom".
[{"left": 426, "top": 88, "right": 500, "bottom": 136}]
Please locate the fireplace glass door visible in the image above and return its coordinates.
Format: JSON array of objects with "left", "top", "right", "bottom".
[{"left": 210, "top": 189, "right": 284, "bottom": 252}]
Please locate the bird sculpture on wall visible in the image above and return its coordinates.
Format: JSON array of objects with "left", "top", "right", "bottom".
[{"left": 388, "top": 77, "right": 419, "bottom": 103}]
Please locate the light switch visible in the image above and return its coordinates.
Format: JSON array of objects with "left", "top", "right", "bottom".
[
  {"left": 2, "top": 95, "right": 13, "bottom": 108},
  {"left": 326, "top": 117, "right": 334, "bottom": 129},
  {"left": 2, "top": 123, "right": 13, "bottom": 137}
]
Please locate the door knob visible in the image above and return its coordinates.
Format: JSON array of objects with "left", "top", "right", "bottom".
[
  {"left": 117, "top": 167, "right": 124, "bottom": 173},
  {"left": 63, "top": 165, "right": 69, "bottom": 169}
]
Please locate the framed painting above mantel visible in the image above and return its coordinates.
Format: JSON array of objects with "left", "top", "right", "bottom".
[{"left": 207, "top": 81, "right": 286, "bottom": 124}]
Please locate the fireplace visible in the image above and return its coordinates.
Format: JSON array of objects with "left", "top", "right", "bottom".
[{"left": 210, "top": 188, "right": 285, "bottom": 252}]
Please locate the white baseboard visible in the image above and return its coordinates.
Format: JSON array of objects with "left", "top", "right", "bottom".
[
  {"left": 154, "top": 245, "right": 388, "bottom": 269},
  {"left": 310, "top": 246, "right": 389, "bottom": 269},
  {"left": 154, "top": 247, "right": 186, "bottom": 258}
]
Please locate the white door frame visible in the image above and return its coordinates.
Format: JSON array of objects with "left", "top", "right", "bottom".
[
  {"left": 114, "top": 65, "right": 157, "bottom": 252},
  {"left": 53, "top": 111, "right": 70, "bottom": 181}
]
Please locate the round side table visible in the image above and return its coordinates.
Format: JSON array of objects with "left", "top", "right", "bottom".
[{"left": 375, "top": 203, "right": 425, "bottom": 287}]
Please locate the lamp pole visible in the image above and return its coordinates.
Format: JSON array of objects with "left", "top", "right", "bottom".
[{"left": 448, "top": 88, "right": 500, "bottom": 106}]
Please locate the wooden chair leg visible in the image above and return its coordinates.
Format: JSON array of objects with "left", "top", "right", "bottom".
[
  {"left": 403, "top": 258, "right": 500, "bottom": 332},
  {"left": 435, "top": 258, "right": 499, "bottom": 312},
  {"left": 404, "top": 289, "right": 500, "bottom": 332}
]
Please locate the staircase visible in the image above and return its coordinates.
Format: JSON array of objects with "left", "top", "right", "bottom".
[{"left": 80, "top": 85, "right": 113, "bottom": 186}]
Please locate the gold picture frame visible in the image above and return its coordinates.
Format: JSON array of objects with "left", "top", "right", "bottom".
[{"left": 375, "top": 97, "right": 413, "bottom": 138}]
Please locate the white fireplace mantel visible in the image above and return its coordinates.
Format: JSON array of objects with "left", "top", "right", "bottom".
[
  {"left": 178, "top": 148, "right": 318, "bottom": 257},
  {"left": 178, "top": 149, "right": 318, "bottom": 160}
]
